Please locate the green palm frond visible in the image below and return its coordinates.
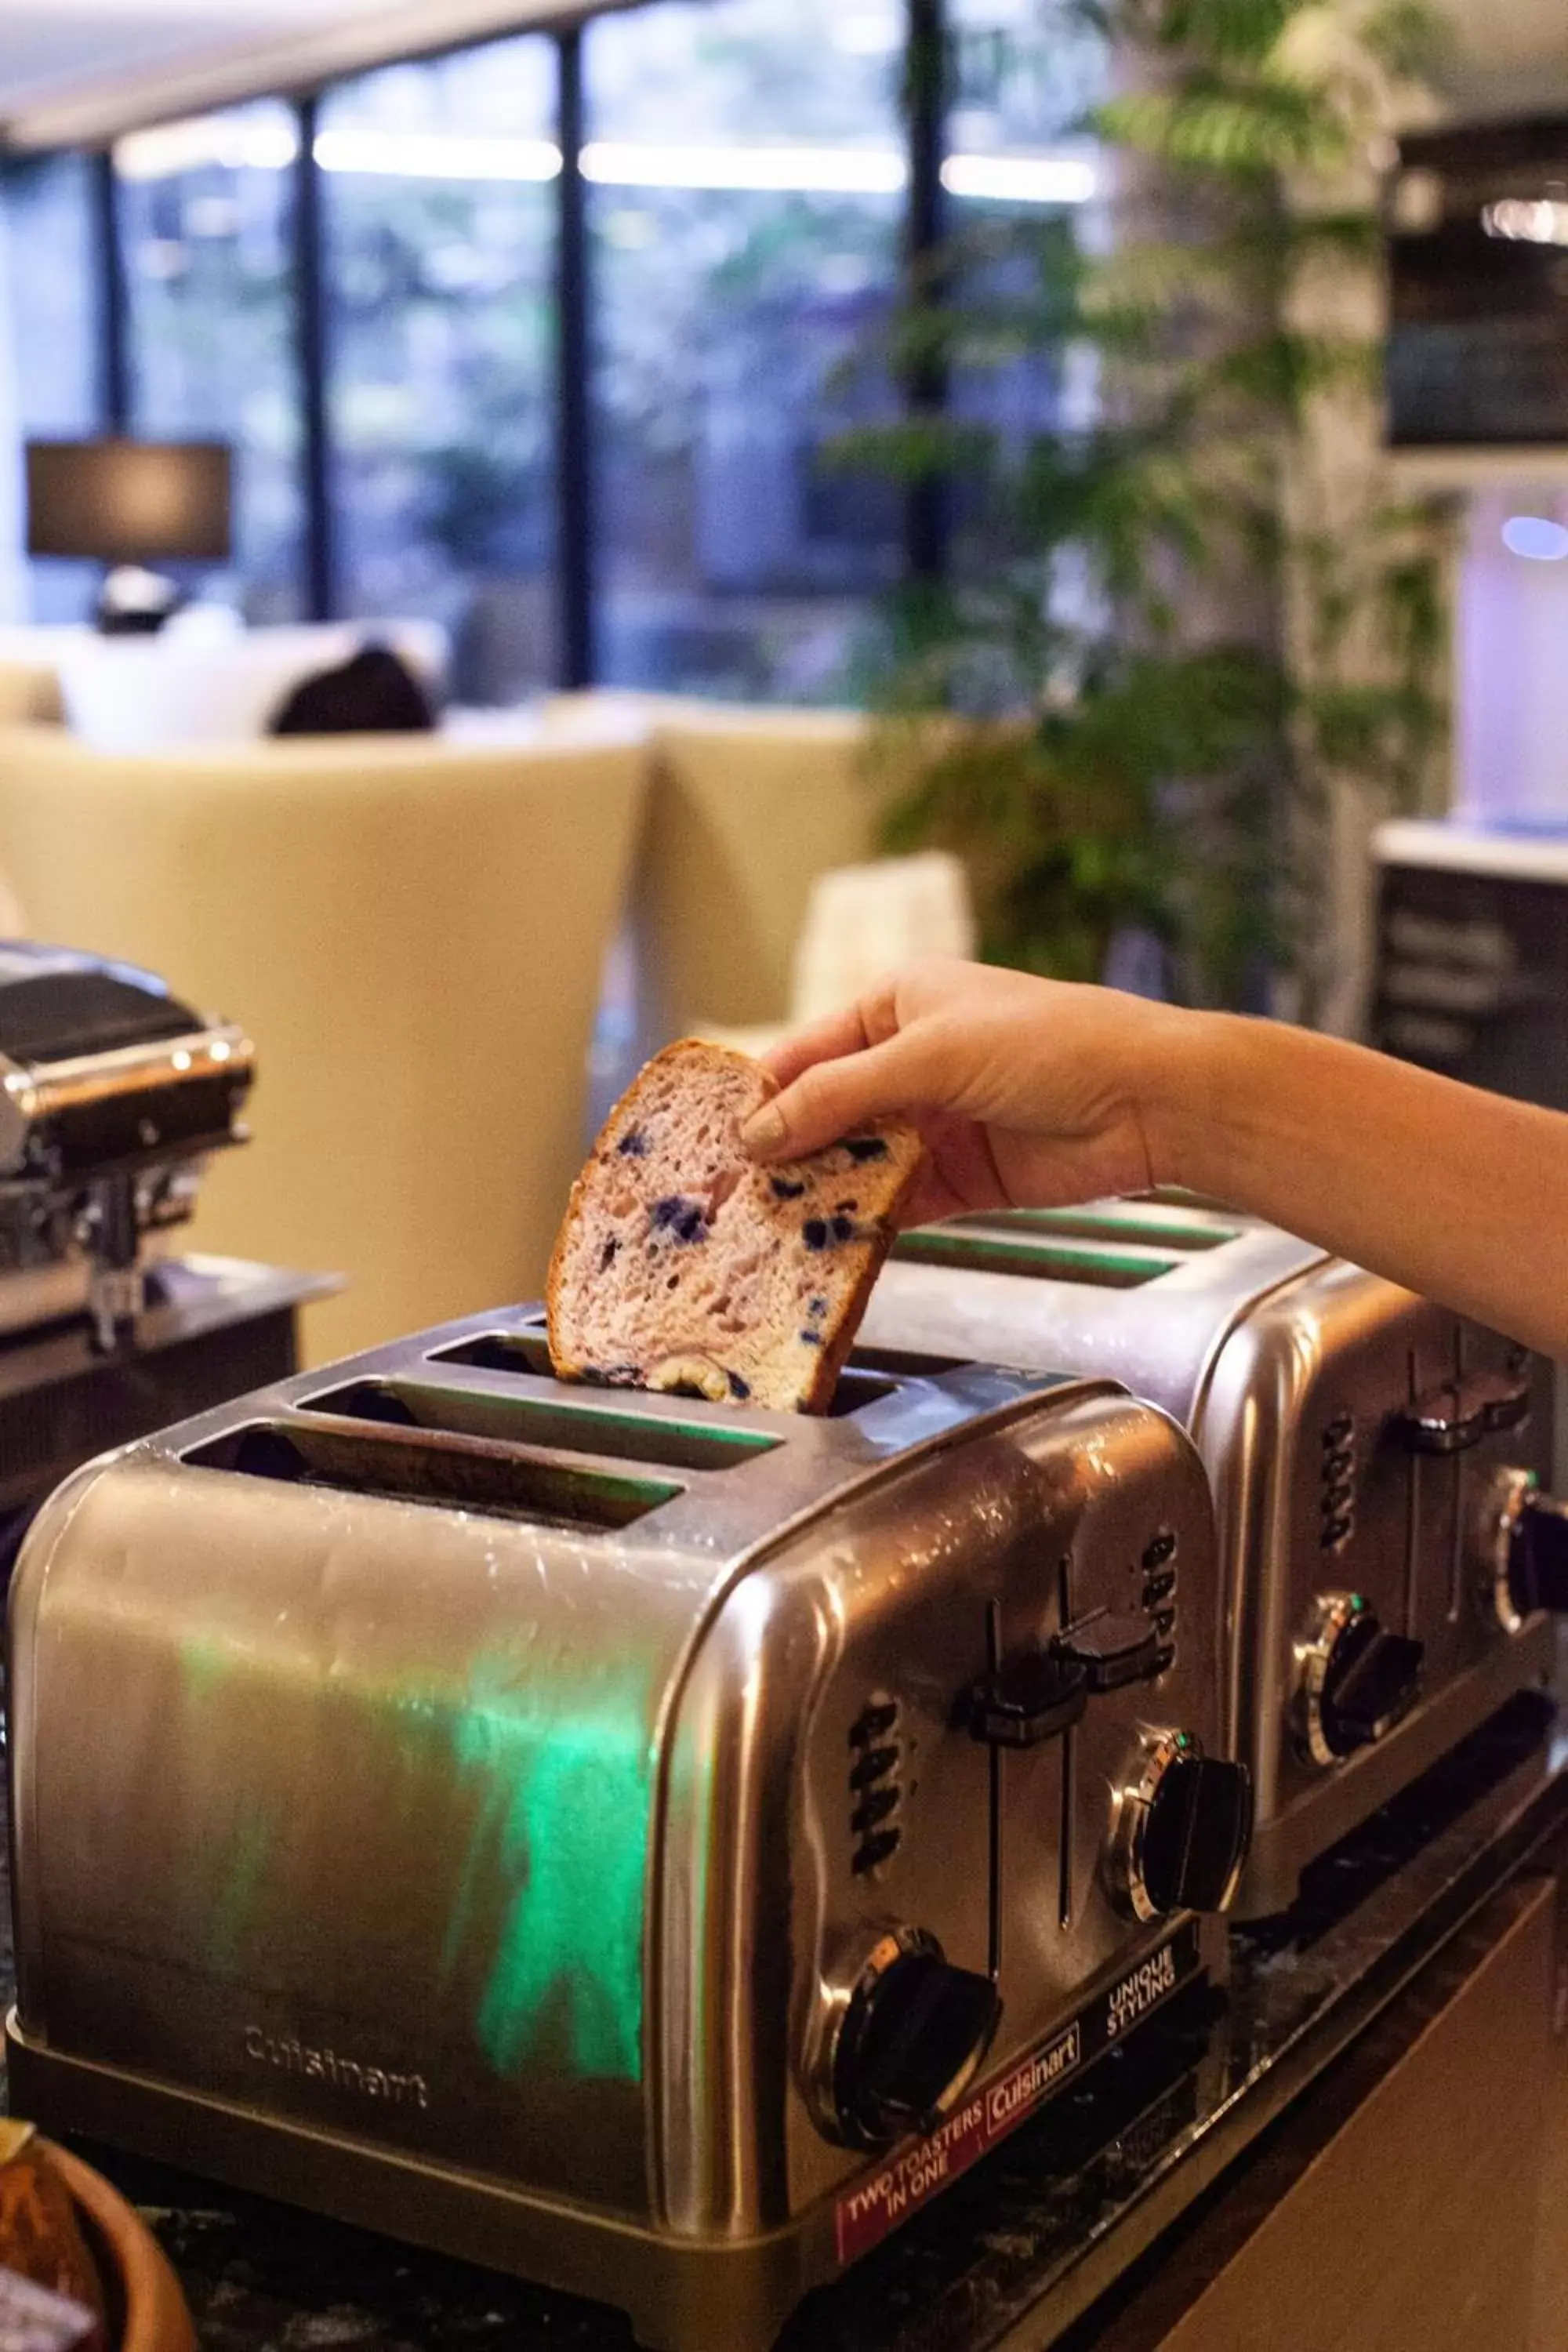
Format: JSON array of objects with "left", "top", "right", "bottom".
[
  {"left": 1098, "top": 73, "right": 1351, "bottom": 175},
  {"left": 1357, "top": 0, "right": 1446, "bottom": 77}
]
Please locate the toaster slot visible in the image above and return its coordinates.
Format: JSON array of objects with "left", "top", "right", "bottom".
[
  {"left": 429, "top": 1329, "right": 899, "bottom": 1417},
  {"left": 893, "top": 1230, "right": 1178, "bottom": 1288},
  {"left": 824, "top": 1368, "right": 900, "bottom": 1414},
  {"left": 430, "top": 1330, "right": 555, "bottom": 1378},
  {"left": 302, "top": 1377, "right": 781, "bottom": 1475},
  {"left": 845, "top": 1344, "right": 971, "bottom": 1379},
  {"left": 183, "top": 1421, "right": 680, "bottom": 1530},
  {"left": 952, "top": 1207, "right": 1240, "bottom": 1253}
]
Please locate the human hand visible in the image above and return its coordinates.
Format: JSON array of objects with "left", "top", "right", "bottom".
[{"left": 740, "top": 958, "right": 1195, "bottom": 1227}]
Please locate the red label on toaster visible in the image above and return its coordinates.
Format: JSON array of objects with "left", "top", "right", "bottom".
[{"left": 834, "top": 1923, "right": 1201, "bottom": 2267}]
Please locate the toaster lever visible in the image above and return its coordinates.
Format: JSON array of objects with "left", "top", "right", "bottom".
[
  {"left": 1057, "top": 1612, "right": 1166, "bottom": 1693},
  {"left": 1397, "top": 1370, "right": 1532, "bottom": 1455},
  {"left": 969, "top": 1647, "right": 1088, "bottom": 1748}
]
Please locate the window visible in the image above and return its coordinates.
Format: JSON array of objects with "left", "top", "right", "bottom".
[
  {"left": 115, "top": 103, "right": 304, "bottom": 621},
  {"left": 320, "top": 38, "right": 559, "bottom": 706},
  {"left": 4, "top": 2, "right": 1103, "bottom": 687},
  {"left": 948, "top": 0, "right": 1103, "bottom": 169},
  {"left": 0, "top": 153, "right": 98, "bottom": 622},
  {"left": 944, "top": 0, "right": 1105, "bottom": 579},
  {"left": 585, "top": 0, "right": 906, "bottom": 702}
]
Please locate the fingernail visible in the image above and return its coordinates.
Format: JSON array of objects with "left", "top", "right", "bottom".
[{"left": 741, "top": 1102, "right": 786, "bottom": 1156}]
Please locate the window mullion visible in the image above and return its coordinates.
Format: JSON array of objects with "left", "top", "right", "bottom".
[
  {"left": 292, "top": 92, "right": 336, "bottom": 622},
  {"left": 557, "top": 27, "right": 593, "bottom": 689},
  {"left": 904, "top": 0, "right": 949, "bottom": 588}
]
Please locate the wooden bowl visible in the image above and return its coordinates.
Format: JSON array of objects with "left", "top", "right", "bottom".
[{"left": 41, "top": 2143, "right": 196, "bottom": 2352}]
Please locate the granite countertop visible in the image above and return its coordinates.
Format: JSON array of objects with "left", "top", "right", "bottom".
[{"left": 5, "top": 1688, "right": 1566, "bottom": 2352}]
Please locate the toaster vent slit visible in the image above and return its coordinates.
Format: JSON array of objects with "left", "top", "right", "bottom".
[
  {"left": 848, "top": 1693, "right": 902, "bottom": 1877},
  {"left": 183, "top": 1421, "right": 681, "bottom": 1531},
  {"left": 1319, "top": 1414, "right": 1359, "bottom": 1553},
  {"left": 1142, "top": 1527, "right": 1178, "bottom": 1616}
]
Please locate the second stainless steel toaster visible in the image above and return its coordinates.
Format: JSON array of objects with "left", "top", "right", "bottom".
[{"left": 862, "top": 1196, "right": 1563, "bottom": 1915}]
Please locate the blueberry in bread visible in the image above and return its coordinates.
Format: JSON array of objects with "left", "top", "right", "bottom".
[{"left": 546, "top": 1038, "right": 924, "bottom": 1414}]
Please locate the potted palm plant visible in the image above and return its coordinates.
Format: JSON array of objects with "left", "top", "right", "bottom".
[{"left": 848, "top": 0, "right": 1449, "bottom": 1020}]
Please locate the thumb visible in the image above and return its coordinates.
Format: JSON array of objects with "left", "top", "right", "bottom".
[{"left": 740, "top": 1033, "right": 935, "bottom": 1160}]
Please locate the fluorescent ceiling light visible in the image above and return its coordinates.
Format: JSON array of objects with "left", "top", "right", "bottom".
[
  {"left": 1483, "top": 197, "right": 1568, "bottom": 247},
  {"left": 116, "top": 115, "right": 299, "bottom": 177},
  {"left": 942, "top": 151, "right": 1098, "bottom": 204},
  {"left": 314, "top": 129, "right": 563, "bottom": 180},
  {"left": 583, "top": 143, "right": 1095, "bottom": 202},
  {"left": 579, "top": 141, "right": 909, "bottom": 195},
  {"left": 112, "top": 121, "right": 1097, "bottom": 206}
]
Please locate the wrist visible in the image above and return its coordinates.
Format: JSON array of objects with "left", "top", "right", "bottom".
[{"left": 1135, "top": 1007, "right": 1261, "bottom": 1196}]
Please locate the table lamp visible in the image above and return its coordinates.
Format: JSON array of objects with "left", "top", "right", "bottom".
[{"left": 24, "top": 438, "right": 234, "bottom": 633}]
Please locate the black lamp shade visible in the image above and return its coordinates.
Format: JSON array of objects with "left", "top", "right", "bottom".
[{"left": 24, "top": 438, "right": 233, "bottom": 564}]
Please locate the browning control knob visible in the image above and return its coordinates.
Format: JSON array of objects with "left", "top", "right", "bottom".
[
  {"left": 1108, "top": 1730, "right": 1252, "bottom": 1922},
  {"left": 1483, "top": 1466, "right": 1568, "bottom": 1633},
  {"left": 1292, "top": 1592, "right": 1423, "bottom": 1766},
  {"left": 821, "top": 1927, "right": 1000, "bottom": 2151}
]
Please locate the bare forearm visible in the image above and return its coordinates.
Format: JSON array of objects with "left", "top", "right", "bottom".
[
  {"left": 1152, "top": 1015, "right": 1568, "bottom": 1359},
  {"left": 751, "top": 962, "right": 1568, "bottom": 1357}
]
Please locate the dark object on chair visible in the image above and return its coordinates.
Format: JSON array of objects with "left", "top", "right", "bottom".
[
  {"left": 268, "top": 644, "right": 437, "bottom": 735},
  {"left": 24, "top": 440, "right": 232, "bottom": 633}
]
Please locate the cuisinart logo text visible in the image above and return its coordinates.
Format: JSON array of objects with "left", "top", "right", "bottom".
[
  {"left": 1106, "top": 1943, "right": 1178, "bottom": 2039},
  {"left": 243, "top": 2027, "right": 429, "bottom": 2111},
  {"left": 985, "top": 2023, "right": 1081, "bottom": 2132}
]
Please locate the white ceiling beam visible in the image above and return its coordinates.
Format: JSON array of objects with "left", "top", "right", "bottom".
[{"left": 1, "top": 0, "right": 639, "bottom": 151}]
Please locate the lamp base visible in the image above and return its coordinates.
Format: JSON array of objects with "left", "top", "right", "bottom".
[{"left": 95, "top": 565, "right": 184, "bottom": 636}]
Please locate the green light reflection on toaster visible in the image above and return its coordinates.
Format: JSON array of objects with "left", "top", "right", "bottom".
[
  {"left": 176, "top": 1628, "right": 653, "bottom": 2087},
  {"left": 441, "top": 1649, "right": 652, "bottom": 2086}
]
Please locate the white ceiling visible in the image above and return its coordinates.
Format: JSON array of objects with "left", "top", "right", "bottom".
[
  {"left": 0, "top": 0, "right": 1563, "bottom": 147},
  {"left": 0, "top": 0, "right": 590, "bottom": 143},
  {"left": 0, "top": 2, "right": 384, "bottom": 114}
]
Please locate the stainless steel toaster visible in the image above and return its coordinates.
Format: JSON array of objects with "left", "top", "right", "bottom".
[
  {"left": 5, "top": 1305, "right": 1250, "bottom": 2352},
  {"left": 862, "top": 1196, "right": 1564, "bottom": 1916}
]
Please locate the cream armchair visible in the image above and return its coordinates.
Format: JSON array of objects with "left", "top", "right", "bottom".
[{"left": 0, "top": 722, "right": 647, "bottom": 1363}]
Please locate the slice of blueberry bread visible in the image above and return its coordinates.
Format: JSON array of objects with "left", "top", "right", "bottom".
[{"left": 546, "top": 1038, "right": 924, "bottom": 1414}]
